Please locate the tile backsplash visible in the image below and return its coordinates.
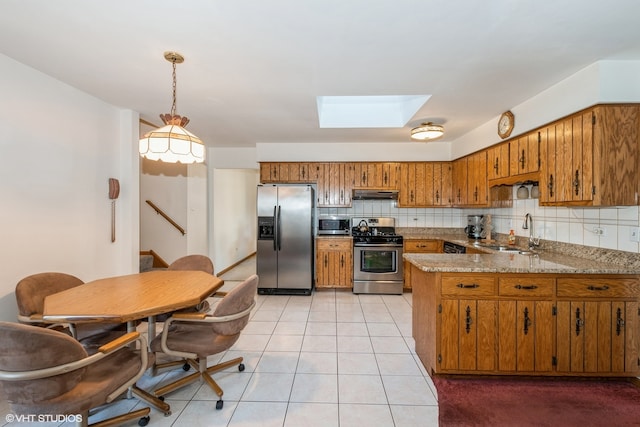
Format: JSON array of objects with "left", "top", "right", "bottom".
[{"left": 319, "top": 185, "right": 640, "bottom": 254}]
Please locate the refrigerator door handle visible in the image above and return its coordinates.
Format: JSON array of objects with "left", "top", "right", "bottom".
[
  {"left": 277, "top": 205, "right": 282, "bottom": 251},
  {"left": 272, "top": 206, "right": 277, "bottom": 251}
]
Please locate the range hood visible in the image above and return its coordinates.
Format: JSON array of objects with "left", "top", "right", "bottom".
[{"left": 352, "top": 189, "right": 399, "bottom": 200}]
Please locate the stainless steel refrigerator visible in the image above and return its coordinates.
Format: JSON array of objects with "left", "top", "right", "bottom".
[{"left": 257, "top": 184, "right": 315, "bottom": 295}]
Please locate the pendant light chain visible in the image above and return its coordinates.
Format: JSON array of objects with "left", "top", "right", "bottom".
[{"left": 171, "top": 59, "right": 178, "bottom": 117}]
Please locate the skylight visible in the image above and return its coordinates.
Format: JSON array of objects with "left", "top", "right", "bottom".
[{"left": 316, "top": 95, "right": 431, "bottom": 128}]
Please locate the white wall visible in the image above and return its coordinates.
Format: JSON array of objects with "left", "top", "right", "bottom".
[
  {"left": 0, "top": 54, "right": 139, "bottom": 322},
  {"left": 212, "top": 168, "right": 259, "bottom": 273},
  {"left": 139, "top": 159, "right": 188, "bottom": 264}
]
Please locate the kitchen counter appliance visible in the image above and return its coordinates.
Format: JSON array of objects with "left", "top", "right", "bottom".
[
  {"left": 351, "top": 217, "right": 403, "bottom": 295},
  {"left": 465, "top": 214, "right": 484, "bottom": 239},
  {"left": 318, "top": 215, "right": 350, "bottom": 235},
  {"left": 257, "top": 184, "right": 315, "bottom": 295}
]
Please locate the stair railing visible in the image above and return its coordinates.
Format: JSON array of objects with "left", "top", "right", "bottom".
[{"left": 145, "top": 200, "right": 186, "bottom": 235}]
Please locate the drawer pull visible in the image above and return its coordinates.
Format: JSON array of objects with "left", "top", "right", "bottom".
[
  {"left": 457, "top": 283, "right": 479, "bottom": 289},
  {"left": 587, "top": 285, "right": 610, "bottom": 291},
  {"left": 515, "top": 284, "right": 538, "bottom": 290}
]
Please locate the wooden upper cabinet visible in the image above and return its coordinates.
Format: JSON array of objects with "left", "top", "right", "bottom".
[
  {"left": 509, "top": 131, "right": 540, "bottom": 176},
  {"left": 487, "top": 142, "right": 510, "bottom": 180},
  {"left": 434, "top": 162, "right": 453, "bottom": 206},
  {"left": 260, "top": 162, "right": 282, "bottom": 183},
  {"left": 260, "top": 162, "right": 314, "bottom": 183},
  {"left": 316, "top": 163, "right": 352, "bottom": 207},
  {"left": 539, "top": 104, "right": 640, "bottom": 206},
  {"left": 399, "top": 162, "right": 451, "bottom": 207},
  {"left": 452, "top": 153, "right": 487, "bottom": 207},
  {"left": 591, "top": 105, "right": 640, "bottom": 206},
  {"left": 352, "top": 162, "right": 399, "bottom": 189},
  {"left": 467, "top": 151, "right": 488, "bottom": 206},
  {"left": 286, "top": 163, "right": 315, "bottom": 182},
  {"left": 451, "top": 158, "right": 468, "bottom": 206}
]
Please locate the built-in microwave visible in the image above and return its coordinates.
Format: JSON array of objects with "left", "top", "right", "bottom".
[{"left": 317, "top": 216, "right": 351, "bottom": 235}]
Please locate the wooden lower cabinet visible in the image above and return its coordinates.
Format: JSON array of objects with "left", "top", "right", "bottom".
[
  {"left": 403, "top": 239, "right": 441, "bottom": 291},
  {"left": 411, "top": 267, "right": 640, "bottom": 377},
  {"left": 555, "top": 277, "right": 640, "bottom": 374},
  {"left": 315, "top": 237, "right": 353, "bottom": 290}
]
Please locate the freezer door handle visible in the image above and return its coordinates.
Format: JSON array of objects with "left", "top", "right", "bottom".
[
  {"left": 272, "top": 206, "right": 277, "bottom": 251},
  {"left": 277, "top": 205, "right": 282, "bottom": 251}
]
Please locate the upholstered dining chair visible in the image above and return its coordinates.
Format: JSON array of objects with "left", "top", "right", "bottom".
[
  {"left": 150, "top": 274, "right": 258, "bottom": 410},
  {"left": 167, "top": 254, "right": 217, "bottom": 312},
  {"left": 15, "top": 272, "right": 127, "bottom": 349},
  {"left": 0, "top": 321, "right": 151, "bottom": 427}
]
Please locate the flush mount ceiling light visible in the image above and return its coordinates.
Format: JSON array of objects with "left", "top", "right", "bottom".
[
  {"left": 139, "top": 51, "right": 205, "bottom": 164},
  {"left": 410, "top": 122, "right": 444, "bottom": 141}
]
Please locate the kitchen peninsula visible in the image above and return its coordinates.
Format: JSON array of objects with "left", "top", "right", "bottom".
[{"left": 406, "top": 246, "right": 640, "bottom": 378}]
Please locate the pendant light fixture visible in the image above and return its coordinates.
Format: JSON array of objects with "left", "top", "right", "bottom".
[
  {"left": 139, "top": 51, "right": 205, "bottom": 163},
  {"left": 410, "top": 122, "right": 445, "bottom": 141}
]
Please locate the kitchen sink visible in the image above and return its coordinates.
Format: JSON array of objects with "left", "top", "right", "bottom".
[{"left": 473, "top": 243, "right": 536, "bottom": 255}]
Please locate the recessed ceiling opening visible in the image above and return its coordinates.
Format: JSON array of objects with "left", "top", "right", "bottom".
[{"left": 317, "top": 95, "right": 431, "bottom": 128}]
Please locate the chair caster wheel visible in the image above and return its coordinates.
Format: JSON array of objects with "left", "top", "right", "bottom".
[
  {"left": 238, "top": 363, "right": 245, "bottom": 372},
  {"left": 216, "top": 399, "right": 224, "bottom": 410},
  {"left": 138, "top": 416, "right": 150, "bottom": 426},
  {"left": 158, "top": 396, "right": 165, "bottom": 401},
  {"left": 183, "top": 363, "right": 191, "bottom": 371}
]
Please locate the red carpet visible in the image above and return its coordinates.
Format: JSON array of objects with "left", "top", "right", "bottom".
[{"left": 434, "top": 376, "right": 640, "bottom": 427}]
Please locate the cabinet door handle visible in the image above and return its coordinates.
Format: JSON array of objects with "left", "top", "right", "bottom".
[
  {"left": 301, "top": 166, "right": 306, "bottom": 179},
  {"left": 573, "top": 170, "right": 580, "bottom": 195},
  {"left": 473, "top": 186, "right": 478, "bottom": 202},
  {"left": 384, "top": 171, "right": 388, "bottom": 185},
  {"left": 523, "top": 307, "right": 532, "bottom": 335},
  {"left": 587, "top": 285, "right": 609, "bottom": 291},
  {"left": 457, "top": 283, "right": 479, "bottom": 289},
  {"left": 435, "top": 190, "right": 440, "bottom": 203},
  {"left": 494, "top": 157, "right": 499, "bottom": 174},
  {"left": 362, "top": 171, "right": 366, "bottom": 184},
  {"left": 465, "top": 306, "right": 473, "bottom": 334},
  {"left": 548, "top": 174, "right": 554, "bottom": 197},
  {"left": 514, "top": 284, "right": 538, "bottom": 290},
  {"left": 324, "top": 254, "right": 328, "bottom": 268},
  {"left": 616, "top": 307, "right": 625, "bottom": 336},
  {"left": 410, "top": 190, "right": 414, "bottom": 203},
  {"left": 575, "top": 307, "right": 584, "bottom": 336},
  {"left": 519, "top": 149, "right": 526, "bottom": 169}
]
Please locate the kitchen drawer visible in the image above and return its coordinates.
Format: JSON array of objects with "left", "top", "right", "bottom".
[
  {"left": 404, "top": 239, "right": 441, "bottom": 253},
  {"left": 499, "top": 277, "right": 555, "bottom": 297},
  {"left": 316, "top": 237, "right": 352, "bottom": 251},
  {"left": 441, "top": 275, "right": 496, "bottom": 296},
  {"left": 557, "top": 277, "right": 640, "bottom": 298}
]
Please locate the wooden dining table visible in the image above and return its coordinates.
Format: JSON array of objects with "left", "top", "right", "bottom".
[
  {"left": 44, "top": 269, "right": 223, "bottom": 325},
  {"left": 42, "top": 269, "right": 224, "bottom": 417}
]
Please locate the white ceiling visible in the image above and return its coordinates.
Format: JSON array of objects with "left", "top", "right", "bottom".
[{"left": 2, "top": 0, "right": 640, "bottom": 148}]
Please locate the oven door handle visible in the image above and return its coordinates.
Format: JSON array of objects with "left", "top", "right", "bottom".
[{"left": 354, "top": 243, "right": 403, "bottom": 248}]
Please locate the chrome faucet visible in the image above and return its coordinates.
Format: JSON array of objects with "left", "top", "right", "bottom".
[{"left": 522, "top": 213, "right": 539, "bottom": 249}]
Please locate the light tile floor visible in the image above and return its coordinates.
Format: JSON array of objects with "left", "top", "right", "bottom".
[{"left": 1, "top": 257, "right": 440, "bottom": 426}]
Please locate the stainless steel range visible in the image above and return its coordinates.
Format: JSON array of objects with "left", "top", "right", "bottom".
[{"left": 351, "top": 217, "right": 403, "bottom": 295}]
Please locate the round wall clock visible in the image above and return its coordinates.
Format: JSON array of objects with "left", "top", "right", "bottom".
[{"left": 498, "top": 111, "right": 515, "bottom": 139}]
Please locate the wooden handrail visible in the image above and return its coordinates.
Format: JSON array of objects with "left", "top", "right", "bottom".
[{"left": 145, "top": 200, "right": 186, "bottom": 235}]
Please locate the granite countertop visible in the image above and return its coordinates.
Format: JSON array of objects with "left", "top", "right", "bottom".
[
  {"left": 403, "top": 252, "right": 640, "bottom": 274},
  {"left": 398, "top": 227, "right": 640, "bottom": 275}
]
